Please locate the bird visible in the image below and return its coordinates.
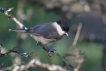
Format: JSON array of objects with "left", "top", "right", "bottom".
[
  {"left": 9, "top": 20, "right": 69, "bottom": 55},
  {"left": 9, "top": 20, "right": 69, "bottom": 45}
]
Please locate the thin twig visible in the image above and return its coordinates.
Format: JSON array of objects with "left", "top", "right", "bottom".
[
  {"left": 0, "top": 38, "right": 32, "bottom": 58},
  {"left": 72, "top": 23, "right": 82, "bottom": 47},
  {"left": 0, "top": 45, "right": 32, "bottom": 58},
  {"left": 0, "top": 8, "right": 73, "bottom": 69},
  {"left": 72, "top": 23, "right": 83, "bottom": 71},
  {"left": 0, "top": 8, "right": 27, "bottom": 30}
]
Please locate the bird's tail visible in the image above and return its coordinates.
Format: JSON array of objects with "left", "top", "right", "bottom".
[{"left": 9, "top": 29, "right": 26, "bottom": 32}]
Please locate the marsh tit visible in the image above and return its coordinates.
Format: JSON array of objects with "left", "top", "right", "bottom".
[{"left": 9, "top": 21, "right": 69, "bottom": 45}]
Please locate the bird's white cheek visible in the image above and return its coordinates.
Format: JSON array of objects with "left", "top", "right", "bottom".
[{"left": 53, "top": 22, "right": 66, "bottom": 36}]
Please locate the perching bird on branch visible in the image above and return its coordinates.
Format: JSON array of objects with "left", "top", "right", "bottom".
[
  {"left": 9, "top": 21, "right": 69, "bottom": 45},
  {"left": 9, "top": 21, "right": 69, "bottom": 56}
]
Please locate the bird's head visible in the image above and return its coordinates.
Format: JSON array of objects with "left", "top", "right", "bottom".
[{"left": 56, "top": 20, "right": 69, "bottom": 36}]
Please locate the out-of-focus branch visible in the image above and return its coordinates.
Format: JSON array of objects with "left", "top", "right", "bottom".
[
  {"left": 72, "top": 23, "right": 84, "bottom": 71},
  {"left": 64, "top": 23, "right": 84, "bottom": 71},
  {"left": 18, "top": 58, "right": 68, "bottom": 71},
  {"left": 72, "top": 23, "right": 82, "bottom": 47},
  {"left": 3, "top": 57, "right": 21, "bottom": 71},
  {"left": 0, "top": 7, "right": 73, "bottom": 69},
  {"left": 3, "top": 58, "right": 68, "bottom": 71}
]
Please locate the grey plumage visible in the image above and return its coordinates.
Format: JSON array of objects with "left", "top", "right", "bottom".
[
  {"left": 10, "top": 22, "right": 62, "bottom": 44},
  {"left": 9, "top": 21, "right": 69, "bottom": 45},
  {"left": 26, "top": 22, "right": 62, "bottom": 39},
  {"left": 10, "top": 22, "right": 61, "bottom": 39}
]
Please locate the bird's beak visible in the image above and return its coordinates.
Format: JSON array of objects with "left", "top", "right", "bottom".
[{"left": 65, "top": 33, "right": 69, "bottom": 36}]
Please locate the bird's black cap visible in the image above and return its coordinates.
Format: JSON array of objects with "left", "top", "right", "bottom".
[{"left": 56, "top": 21, "right": 69, "bottom": 33}]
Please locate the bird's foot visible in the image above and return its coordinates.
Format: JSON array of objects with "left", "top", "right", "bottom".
[{"left": 47, "top": 48, "right": 56, "bottom": 57}]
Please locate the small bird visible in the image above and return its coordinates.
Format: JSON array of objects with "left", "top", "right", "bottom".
[
  {"left": 9, "top": 20, "right": 69, "bottom": 55},
  {"left": 9, "top": 20, "right": 69, "bottom": 45}
]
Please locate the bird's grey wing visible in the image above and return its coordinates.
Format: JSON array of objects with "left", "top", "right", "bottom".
[{"left": 26, "top": 23, "right": 61, "bottom": 39}]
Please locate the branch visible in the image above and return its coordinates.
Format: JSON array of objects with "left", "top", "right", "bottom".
[
  {"left": 3, "top": 58, "right": 68, "bottom": 71},
  {"left": 0, "top": 8, "right": 73, "bottom": 69},
  {"left": 63, "top": 23, "right": 84, "bottom": 71},
  {"left": 0, "top": 8, "right": 27, "bottom": 30},
  {"left": 0, "top": 42, "right": 33, "bottom": 58},
  {"left": 18, "top": 58, "right": 68, "bottom": 71},
  {"left": 72, "top": 23, "right": 84, "bottom": 71},
  {"left": 72, "top": 23, "right": 82, "bottom": 47}
]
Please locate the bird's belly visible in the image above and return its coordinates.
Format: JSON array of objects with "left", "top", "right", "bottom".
[{"left": 32, "top": 35, "right": 56, "bottom": 45}]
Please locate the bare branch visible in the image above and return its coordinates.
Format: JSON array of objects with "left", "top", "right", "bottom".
[
  {"left": 3, "top": 58, "right": 69, "bottom": 71},
  {"left": 0, "top": 8, "right": 27, "bottom": 30},
  {"left": 0, "top": 43, "right": 32, "bottom": 58},
  {"left": 72, "top": 23, "right": 82, "bottom": 47},
  {"left": 72, "top": 23, "right": 84, "bottom": 71},
  {"left": 17, "top": 59, "right": 69, "bottom": 71}
]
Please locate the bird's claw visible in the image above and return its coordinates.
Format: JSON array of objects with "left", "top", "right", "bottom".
[{"left": 47, "top": 48, "right": 56, "bottom": 57}]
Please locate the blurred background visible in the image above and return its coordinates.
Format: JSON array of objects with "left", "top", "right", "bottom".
[{"left": 0, "top": 0, "right": 106, "bottom": 71}]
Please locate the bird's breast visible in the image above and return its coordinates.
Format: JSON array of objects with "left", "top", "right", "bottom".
[{"left": 32, "top": 35, "right": 57, "bottom": 45}]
